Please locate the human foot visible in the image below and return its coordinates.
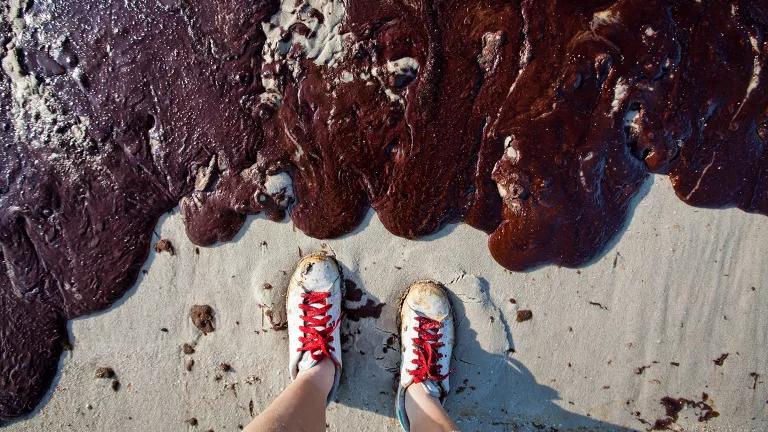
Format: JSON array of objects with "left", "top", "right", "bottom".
[
  {"left": 396, "top": 280, "right": 455, "bottom": 431},
  {"left": 287, "top": 252, "right": 343, "bottom": 404}
]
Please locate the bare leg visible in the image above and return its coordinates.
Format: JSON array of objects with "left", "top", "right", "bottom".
[
  {"left": 244, "top": 358, "right": 334, "bottom": 432},
  {"left": 405, "top": 384, "right": 460, "bottom": 432}
]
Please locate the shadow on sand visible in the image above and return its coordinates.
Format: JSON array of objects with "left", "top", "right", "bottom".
[{"left": 334, "top": 265, "right": 638, "bottom": 432}]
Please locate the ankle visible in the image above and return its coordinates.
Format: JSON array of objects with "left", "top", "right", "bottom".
[
  {"left": 405, "top": 382, "right": 439, "bottom": 406},
  {"left": 405, "top": 384, "right": 458, "bottom": 432},
  {"left": 296, "top": 357, "right": 335, "bottom": 396}
]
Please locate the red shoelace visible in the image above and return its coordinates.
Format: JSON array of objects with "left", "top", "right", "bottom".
[
  {"left": 298, "top": 291, "right": 339, "bottom": 362},
  {"left": 409, "top": 316, "right": 447, "bottom": 383}
]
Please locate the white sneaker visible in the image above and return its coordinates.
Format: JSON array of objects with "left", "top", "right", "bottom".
[
  {"left": 396, "top": 280, "right": 455, "bottom": 431},
  {"left": 287, "top": 252, "right": 343, "bottom": 404}
]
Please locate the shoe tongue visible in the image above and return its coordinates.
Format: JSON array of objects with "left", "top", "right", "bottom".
[
  {"left": 421, "top": 380, "right": 442, "bottom": 399},
  {"left": 297, "top": 351, "right": 318, "bottom": 372}
]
